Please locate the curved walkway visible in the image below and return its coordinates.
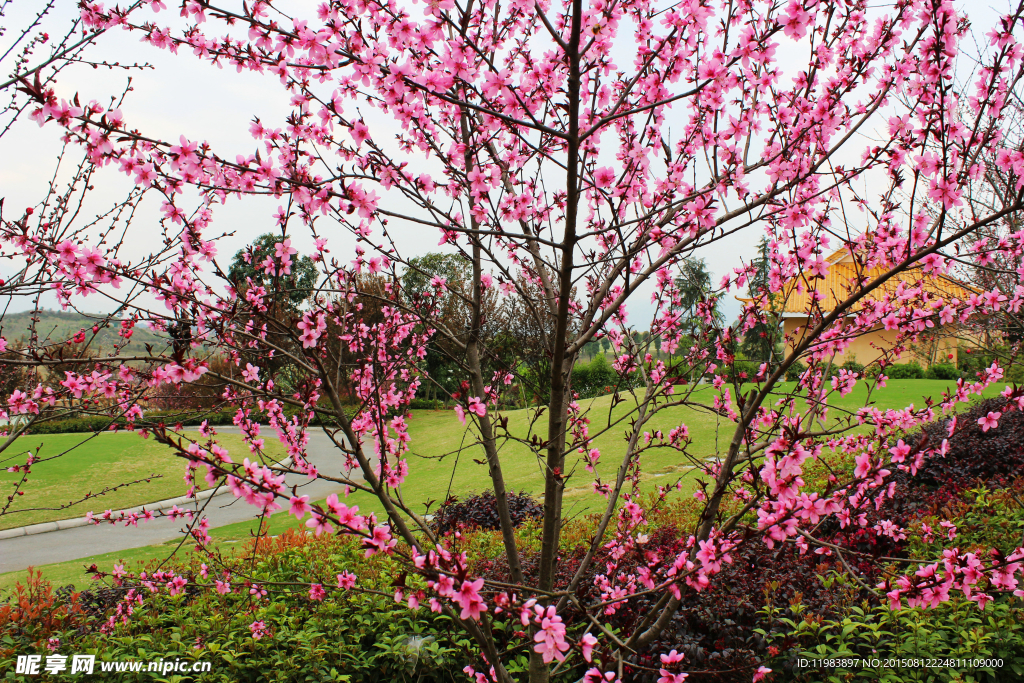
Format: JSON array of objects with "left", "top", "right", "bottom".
[{"left": 0, "top": 426, "right": 367, "bottom": 574}]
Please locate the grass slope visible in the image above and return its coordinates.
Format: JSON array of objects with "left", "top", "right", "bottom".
[
  {"left": 183, "top": 378, "right": 1004, "bottom": 539},
  {"left": 0, "top": 432, "right": 287, "bottom": 530},
  {"left": 0, "top": 378, "right": 1001, "bottom": 594}
]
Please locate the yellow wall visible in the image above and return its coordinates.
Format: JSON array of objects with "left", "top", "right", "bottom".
[{"left": 782, "top": 317, "right": 959, "bottom": 367}]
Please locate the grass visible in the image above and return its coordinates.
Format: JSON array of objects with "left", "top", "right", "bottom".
[
  {"left": 364, "top": 377, "right": 1004, "bottom": 519},
  {"left": 77, "top": 378, "right": 1003, "bottom": 543},
  {"left": 0, "top": 431, "right": 288, "bottom": 530},
  {"left": 0, "top": 378, "right": 1004, "bottom": 595}
]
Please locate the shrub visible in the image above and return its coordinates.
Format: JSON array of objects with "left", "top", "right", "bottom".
[
  {"left": 909, "top": 396, "right": 1024, "bottom": 489},
  {"left": 476, "top": 521, "right": 873, "bottom": 681},
  {"left": 408, "top": 398, "right": 445, "bottom": 410},
  {"left": 570, "top": 361, "right": 591, "bottom": 395},
  {"left": 1, "top": 536, "right": 472, "bottom": 683},
  {"left": 784, "top": 360, "right": 807, "bottom": 382},
  {"left": 569, "top": 353, "right": 628, "bottom": 399},
  {"left": 958, "top": 345, "right": 993, "bottom": 376},
  {"left": 24, "top": 410, "right": 243, "bottom": 434},
  {"left": 26, "top": 415, "right": 128, "bottom": 434},
  {"left": 839, "top": 358, "right": 864, "bottom": 375},
  {"left": 821, "top": 398, "right": 1024, "bottom": 576},
  {"left": 714, "top": 359, "right": 762, "bottom": 383},
  {"left": 433, "top": 490, "right": 544, "bottom": 535},
  {"left": 24, "top": 404, "right": 346, "bottom": 434},
  {"left": 759, "top": 586, "right": 1024, "bottom": 682},
  {"left": 884, "top": 362, "right": 924, "bottom": 379},
  {"left": 760, "top": 479, "right": 1024, "bottom": 681},
  {"left": 925, "top": 363, "right": 961, "bottom": 380},
  {"left": 0, "top": 569, "right": 86, "bottom": 659},
  {"left": 615, "top": 538, "right": 867, "bottom": 681}
]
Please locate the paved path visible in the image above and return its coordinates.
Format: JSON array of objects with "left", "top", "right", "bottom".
[{"left": 0, "top": 426, "right": 367, "bottom": 574}]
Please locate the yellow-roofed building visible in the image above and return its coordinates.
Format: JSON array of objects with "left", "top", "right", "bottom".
[{"left": 745, "top": 248, "right": 976, "bottom": 367}]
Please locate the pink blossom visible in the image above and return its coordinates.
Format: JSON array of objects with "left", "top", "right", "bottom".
[
  {"left": 658, "top": 648, "right": 688, "bottom": 682},
  {"left": 453, "top": 578, "right": 488, "bottom": 621},
  {"left": 533, "top": 606, "right": 570, "bottom": 663},
  {"left": 581, "top": 632, "right": 598, "bottom": 661},
  {"left": 467, "top": 396, "right": 487, "bottom": 417},
  {"left": 351, "top": 120, "right": 370, "bottom": 145},
  {"left": 888, "top": 440, "right": 911, "bottom": 463},
  {"left": 305, "top": 514, "right": 333, "bottom": 536},
  {"left": 288, "top": 495, "right": 311, "bottom": 519},
  {"left": 242, "top": 363, "right": 260, "bottom": 382},
  {"left": 594, "top": 167, "right": 616, "bottom": 188},
  {"left": 978, "top": 411, "right": 1001, "bottom": 432},
  {"left": 249, "top": 620, "right": 269, "bottom": 640},
  {"left": 362, "top": 525, "right": 397, "bottom": 556}
]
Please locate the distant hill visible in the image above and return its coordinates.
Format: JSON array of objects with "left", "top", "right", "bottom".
[{"left": 0, "top": 310, "right": 168, "bottom": 357}]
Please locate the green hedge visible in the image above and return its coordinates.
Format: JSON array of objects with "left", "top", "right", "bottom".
[
  {"left": 884, "top": 362, "right": 925, "bottom": 379},
  {"left": 408, "top": 398, "right": 446, "bottom": 410},
  {"left": 24, "top": 405, "right": 345, "bottom": 435},
  {"left": 570, "top": 353, "right": 639, "bottom": 398},
  {"left": 925, "top": 363, "right": 962, "bottom": 380},
  {"left": 785, "top": 360, "right": 807, "bottom": 381},
  {"left": 760, "top": 591, "right": 1024, "bottom": 682},
  {"left": 712, "top": 359, "right": 763, "bottom": 383},
  {"left": 26, "top": 411, "right": 247, "bottom": 434}
]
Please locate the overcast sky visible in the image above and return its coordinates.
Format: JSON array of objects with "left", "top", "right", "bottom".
[{"left": 0, "top": 0, "right": 1015, "bottom": 326}]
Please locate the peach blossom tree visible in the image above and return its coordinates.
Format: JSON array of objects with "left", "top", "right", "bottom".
[{"left": 3, "top": 0, "right": 1024, "bottom": 681}]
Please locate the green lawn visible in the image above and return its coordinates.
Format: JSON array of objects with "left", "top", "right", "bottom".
[
  {"left": 0, "top": 378, "right": 1002, "bottom": 595},
  {"left": 375, "top": 378, "right": 1002, "bottom": 518},
  {"left": 0, "top": 431, "right": 288, "bottom": 530},
  {"left": 153, "top": 378, "right": 1005, "bottom": 537}
]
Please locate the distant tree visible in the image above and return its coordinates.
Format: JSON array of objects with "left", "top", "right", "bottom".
[
  {"left": 401, "top": 253, "right": 471, "bottom": 403},
  {"left": 402, "top": 253, "right": 469, "bottom": 301},
  {"left": 224, "top": 234, "right": 319, "bottom": 388},
  {"left": 670, "top": 257, "right": 725, "bottom": 370},
  {"left": 325, "top": 273, "right": 395, "bottom": 401},
  {"left": 740, "top": 237, "right": 782, "bottom": 363},
  {"left": 400, "top": 252, "right": 517, "bottom": 404},
  {"left": 675, "top": 258, "right": 724, "bottom": 329},
  {"left": 503, "top": 275, "right": 574, "bottom": 406},
  {"left": 228, "top": 233, "right": 318, "bottom": 308}
]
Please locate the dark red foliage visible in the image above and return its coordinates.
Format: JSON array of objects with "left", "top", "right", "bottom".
[
  {"left": 581, "top": 531, "right": 870, "bottom": 681},
  {"left": 824, "top": 396, "right": 1024, "bottom": 570},
  {"left": 478, "top": 526, "right": 867, "bottom": 681},
  {"left": 911, "top": 396, "right": 1024, "bottom": 489},
  {"left": 818, "top": 469, "right": 919, "bottom": 572},
  {"left": 432, "top": 490, "right": 543, "bottom": 535}
]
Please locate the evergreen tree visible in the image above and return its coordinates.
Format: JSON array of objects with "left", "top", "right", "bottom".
[
  {"left": 228, "top": 233, "right": 318, "bottom": 308},
  {"left": 740, "top": 237, "right": 782, "bottom": 363},
  {"left": 674, "top": 257, "right": 723, "bottom": 336}
]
